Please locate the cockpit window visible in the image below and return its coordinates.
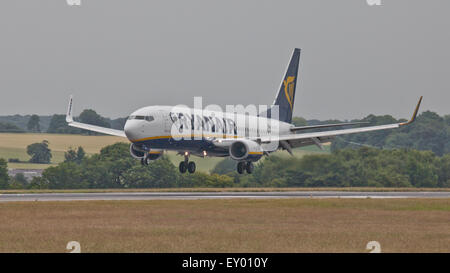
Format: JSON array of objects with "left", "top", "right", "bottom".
[{"left": 128, "top": 115, "right": 154, "bottom": 122}]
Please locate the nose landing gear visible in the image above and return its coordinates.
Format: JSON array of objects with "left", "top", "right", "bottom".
[{"left": 140, "top": 153, "right": 150, "bottom": 166}]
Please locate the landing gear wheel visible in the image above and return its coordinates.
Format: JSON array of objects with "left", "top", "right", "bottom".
[
  {"left": 237, "top": 162, "right": 245, "bottom": 174},
  {"left": 179, "top": 161, "right": 187, "bottom": 173},
  {"left": 188, "top": 161, "right": 196, "bottom": 173},
  {"left": 141, "top": 158, "right": 145, "bottom": 166},
  {"left": 246, "top": 162, "right": 254, "bottom": 174}
]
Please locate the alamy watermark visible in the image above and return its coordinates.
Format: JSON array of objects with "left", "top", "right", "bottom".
[
  {"left": 366, "top": 241, "right": 382, "bottom": 253},
  {"left": 66, "top": 0, "right": 81, "bottom": 6},
  {"left": 167, "top": 97, "right": 280, "bottom": 151},
  {"left": 367, "top": 0, "right": 382, "bottom": 6},
  {"left": 66, "top": 241, "right": 81, "bottom": 253}
]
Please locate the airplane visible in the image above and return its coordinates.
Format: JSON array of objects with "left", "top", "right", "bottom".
[{"left": 66, "top": 48, "right": 423, "bottom": 174}]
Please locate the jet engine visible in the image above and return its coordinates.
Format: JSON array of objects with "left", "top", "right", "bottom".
[
  {"left": 229, "top": 140, "right": 263, "bottom": 161},
  {"left": 130, "top": 143, "right": 163, "bottom": 161},
  {"left": 130, "top": 143, "right": 146, "bottom": 159}
]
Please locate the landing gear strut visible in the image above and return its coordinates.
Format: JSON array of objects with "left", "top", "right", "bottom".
[
  {"left": 179, "top": 153, "right": 196, "bottom": 174},
  {"left": 141, "top": 153, "right": 150, "bottom": 166},
  {"left": 237, "top": 162, "right": 245, "bottom": 174},
  {"left": 237, "top": 161, "right": 253, "bottom": 174}
]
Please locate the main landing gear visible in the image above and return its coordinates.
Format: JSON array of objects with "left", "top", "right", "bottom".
[
  {"left": 179, "top": 153, "right": 196, "bottom": 174},
  {"left": 237, "top": 161, "right": 254, "bottom": 174}
]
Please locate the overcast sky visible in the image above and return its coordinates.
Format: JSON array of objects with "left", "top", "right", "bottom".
[{"left": 0, "top": 0, "right": 448, "bottom": 120}]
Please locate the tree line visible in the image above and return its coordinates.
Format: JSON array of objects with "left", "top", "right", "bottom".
[
  {"left": 214, "top": 148, "right": 450, "bottom": 188},
  {"left": 0, "top": 110, "right": 126, "bottom": 134},
  {"left": 302, "top": 111, "right": 449, "bottom": 156},
  {"left": 0, "top": 143, "right": 448, "bottom": 190}
]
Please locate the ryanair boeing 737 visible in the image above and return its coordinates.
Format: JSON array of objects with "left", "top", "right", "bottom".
[{"left": 66, "top": 49, "right": 422, "bottom": 174}]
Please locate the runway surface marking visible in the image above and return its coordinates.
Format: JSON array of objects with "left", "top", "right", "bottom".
[{"left": 0, "top": 191, "right": 449, "bottom": 202}]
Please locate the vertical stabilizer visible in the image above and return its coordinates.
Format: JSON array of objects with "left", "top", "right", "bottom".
[{"left": 269, "top": 48, "right": 301, "bottom": 124}]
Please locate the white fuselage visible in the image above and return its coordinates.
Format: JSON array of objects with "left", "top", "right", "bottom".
[{"left": 124, "top": 105, "right": 293, "bottom": 154}]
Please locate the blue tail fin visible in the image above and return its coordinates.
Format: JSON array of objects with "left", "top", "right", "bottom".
[{"left": 266, "top": 48, "right": 301, "bottom": 124}]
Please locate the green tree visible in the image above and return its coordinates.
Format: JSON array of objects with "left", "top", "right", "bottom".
[
  {"left": 438, "top": 154, "right": 450, "bottom": 187},
  {"left": 9, "top": 173, "right": 28, "bottom": 189},
  {"left": 404, "top": 111, "right": 448, "bottom": 156},
  {"left": 79, "top": 109, "right": 110, "bottom": 135},
  {"left": 110, "top": 117, "right": 127, "bottom": 130},
  {"left": 0, "top": 122, "right": 24, "bottom": 133},
  {"left": 27, "top": 140, "right": 52, "bottom": 164},
  {"left": 43, "top": 162, "right": 86, "bottom": 189},
  {"left": 28, "top": 176, "right": 49, "bottom": 189},
  {"left": 331, "top": 111, "right": 450, "bottom": 156},
  {"left": 122, "top": 156, "right": 178, "bottom": 188},
  {"left": 211, "top": 158, "right": 237, "bottom": 175},
  {"left": 291, "top": 117, "right": 308, "bottom": 127},
  {"left": 64, "top": 146, "right": 85, "bottom": 164},
  {"left": 0, "top": 159, "right": 9, "bottom": 189},
  {"left": 47, "top": 114, "right": 82, "bottom": 134},
  {"left": 64, "top": 148, "right": 77, "bottom": 163},
  {"left": 178, "top": 172, "right": 234, "bottom": 188},
  {"left": 27, "top": 115, "right": 41, "bottom": 132},
  {"left": 77, "top": 147, "right": 86, "bottom": 162}
]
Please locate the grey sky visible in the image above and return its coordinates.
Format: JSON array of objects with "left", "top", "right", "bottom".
[{"left": 0, "top": 0, "right": 448, "bottom": 120}]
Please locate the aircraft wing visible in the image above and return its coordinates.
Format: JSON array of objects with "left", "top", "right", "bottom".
[
  {"left": 289, "top": 121, "right": 368, "bottom": 132},
  {"left": 213, "top": 97, "right": 422, "bottom": 153},
  {"left": 260, "top": 97, "right": 423, "bottom": 149},
  {"left": 66, "top": 96, "right": 127, "bottom": 138}
]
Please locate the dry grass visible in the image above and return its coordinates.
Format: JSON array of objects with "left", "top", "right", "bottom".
[
  {"left": 0, "top": 198, "right": 448, "bottom": 253},
  {"left": 0, "top": 133, "right": 126, "bottom": 168},
  {"left": 0, "top": 133, "right": 126, "bottom": 154}
]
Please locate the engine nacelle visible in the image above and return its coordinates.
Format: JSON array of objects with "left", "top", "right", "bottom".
[
  {"left": 229, "top": 140, "right": 263, "bottom": 161},
  {"left": 130, "top": 144, "right": 163, "bottom": 161},
  {"left": 146, "top": 152, "right": 163, "bottom": 161},
  {"left": 130, "top": 143, "right": 146, "bottom": 159}
]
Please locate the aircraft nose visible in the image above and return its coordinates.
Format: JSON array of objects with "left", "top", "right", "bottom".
[{"left": 124, "top": 120, "right": 140, "bottom": 141}]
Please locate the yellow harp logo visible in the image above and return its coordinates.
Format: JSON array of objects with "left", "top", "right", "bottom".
[{"left": 283, "top": 76, "right": 295, "bottom": 110}]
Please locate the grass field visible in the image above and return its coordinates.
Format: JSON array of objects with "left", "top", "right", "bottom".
[
  {"left": 0, "top": 133, "right": 329, "bottom": 172},
  {"left": 0, "top": 133, "right": 126, "bottom": 169},
  {"left": 0, "top": 198, "right": 448, "bottom": 253}
]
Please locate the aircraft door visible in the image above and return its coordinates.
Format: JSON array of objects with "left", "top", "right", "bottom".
[{"left": 161, "top": 111, "right": 171, "bottom": 133}]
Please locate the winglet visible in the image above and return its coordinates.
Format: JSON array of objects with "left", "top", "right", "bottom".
[
  {"left": 66, "top": 95, "right": 74, "bottom": 123},
  {"left": 400, "top": 96, "right": 423, "bottom": 126}
]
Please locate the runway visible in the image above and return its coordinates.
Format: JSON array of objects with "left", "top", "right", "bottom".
[{"left": 0, "top": 191, "right": 449, "bottom": 202}]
